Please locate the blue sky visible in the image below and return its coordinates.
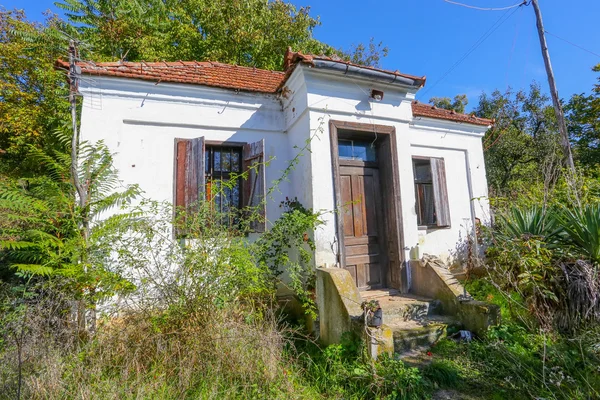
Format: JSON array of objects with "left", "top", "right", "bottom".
[{"left": 4, "top": 0, "right": 600, "bottom": 110}]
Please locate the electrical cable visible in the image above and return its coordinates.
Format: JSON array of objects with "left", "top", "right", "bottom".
[
  {"left": 418, "top": 4, "right": 523, "bottom": 100},
  {"left": 504, "top": 6, "right": 523, "bottom": 89},
  {"left": 443, "top": 0, "right": 527, "bottom": 11},
  {"left": 544, "top": 30, "right": 600, "bottom": 58}
]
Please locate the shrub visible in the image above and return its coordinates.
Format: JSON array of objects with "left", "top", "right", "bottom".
[{"left": 556, "top": 204, "right": 600, "bottom": 264}]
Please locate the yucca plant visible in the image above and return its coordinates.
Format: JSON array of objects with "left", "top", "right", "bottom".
[
  {"left": 497, "top": 206, "right": 562, "bottom": 245},
  {"left": 556, "top": 204, "right": 600, "bottom": 265}
]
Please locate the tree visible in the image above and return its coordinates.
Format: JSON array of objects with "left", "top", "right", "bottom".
[
  {"left": 0, "top": 11, "right": 70, "bottom": 176},
  {"left": 475, "top": 84, "right": 562, "bottom": 197},
  {"left": 0, "top": 131, "right": 139, "bottom": 330},
  {"left": 429, "top": 94, "right": 468, "bottom": 114},
  {"left": 343, "top": 38, "right": 389, "bottom": 68},
  {"left": 55, "top": 0, "right": 387, "bottom": 69},
  {"left": 566, "top": 64, "right": 600, "bottom": 171}
]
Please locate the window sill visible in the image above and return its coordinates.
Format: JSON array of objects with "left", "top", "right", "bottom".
[{"left": 418, "top": 225, "right": 451, "bottom": 232}]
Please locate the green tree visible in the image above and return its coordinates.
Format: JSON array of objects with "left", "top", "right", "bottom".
[
  {"left": 475, "top": 84, "right": 562, "bottom": 197},
  {"left": 0, "top": 132, "right": 139, "bottom": 329},
  {"left": 0, "top": 11, "right": 70, "bottom": 176},
  {"left": 566, "top": 64, "right": 600, "bottom": 171},
  {"left": 55, "top": 0, "right": 387, "bottom": 69},
  {"left": 344, "top": 38, "right": 389, "bottom": 68},
  {"left": 429, "top": 94, "right": 468, "bottom": 113}
]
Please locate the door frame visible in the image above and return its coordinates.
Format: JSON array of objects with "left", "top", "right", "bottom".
[{"left": 329, "top": 120, "right": 406, "bottom": 291}]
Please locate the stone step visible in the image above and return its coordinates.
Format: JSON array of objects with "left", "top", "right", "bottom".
[
  {"left": 388, "top": 316, "right": 462, "bottom": 355},
  {"left": 361, "top": 291, "right": 442, "bottom": 324}
]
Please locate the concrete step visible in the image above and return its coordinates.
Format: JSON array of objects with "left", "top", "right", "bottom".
[
  {"left": 388, "top": 316, "right": 462, "bottom": 355},
  {"left": 361, "top": 291, "right": 442, "bottom": 324}
]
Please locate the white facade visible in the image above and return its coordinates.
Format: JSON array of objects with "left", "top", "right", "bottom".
[{"left": 78, "top": 62, "right": 490, "bottom": 292}]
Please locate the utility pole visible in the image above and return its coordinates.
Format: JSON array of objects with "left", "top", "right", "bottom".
[{"left": 530, "top": 0, "right": 576, "bottom": 174}]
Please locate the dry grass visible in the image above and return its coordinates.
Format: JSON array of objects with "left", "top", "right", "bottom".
[{"left": 0, "top": 295, "right": 316, "bottom": 400}]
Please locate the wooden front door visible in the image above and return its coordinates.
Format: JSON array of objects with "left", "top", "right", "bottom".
[{"left": 339, "top": 165, "right": 386, "bottom": 290}]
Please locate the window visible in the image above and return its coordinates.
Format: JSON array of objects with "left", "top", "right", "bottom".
[
  {"left": 412, "top": 157, "right": 450, "bottom": 228},
  {"left": 175, "top": 137, "right": 266, "bottom": 233},
  {"left": 205, "top": 145, "right": 242, "bottom": 225},
  {"left": 338, "top": 139, "right": 377, "bottom": 162}
]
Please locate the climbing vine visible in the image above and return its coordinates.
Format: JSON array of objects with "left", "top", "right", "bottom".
[{"left": 254, "top": 197, "right": 323, "bottom": 318}]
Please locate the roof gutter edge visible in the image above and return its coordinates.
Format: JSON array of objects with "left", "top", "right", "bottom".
[{"left": 311, "top": 59, "right": 425, "bottom": 89}]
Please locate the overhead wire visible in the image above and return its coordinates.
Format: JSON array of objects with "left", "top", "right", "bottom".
[
  {"left": 504, "top": 5, "right": 523, "bottom": 89},
  {"left": 544, "top": 30, "right": 600, "bottom": 59},
  {"left": 417, "top": 4, "right": 524, "bottom": 100},
  {"left": 483, "top": 7, "right": 524, "bottom": 151},
  {"left": 443, "top": 0, "right": 527, "bottom": 11}
]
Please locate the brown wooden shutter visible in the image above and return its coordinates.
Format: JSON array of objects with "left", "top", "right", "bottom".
[
  {"left": 431, "top": 157, "right": 451, "bottom": 227},
  {"left": 174, "top": 136, "right": 205, "bottom": 215},
  {"left": 242, "top": 139, "right": 266, "bottom": 232}
]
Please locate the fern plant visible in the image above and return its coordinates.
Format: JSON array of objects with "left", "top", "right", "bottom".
[{"left": 0, "top": 128, "right": 139, "bottom": 301}]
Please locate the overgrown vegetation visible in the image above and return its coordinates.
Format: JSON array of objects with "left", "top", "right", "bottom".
[{"left": 2, "top": 1, "right": 600, "bottom": 399}]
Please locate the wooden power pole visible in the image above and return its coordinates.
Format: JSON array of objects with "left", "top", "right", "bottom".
[{"left": 530, "top": 0, "right": 576, "bottom": 173}]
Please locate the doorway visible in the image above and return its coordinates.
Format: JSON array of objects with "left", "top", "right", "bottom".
[{"left": 329, "top": 121, "right": 406, "bottom": 292}]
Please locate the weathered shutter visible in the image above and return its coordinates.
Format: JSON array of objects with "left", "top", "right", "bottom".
[
  {"left": 242, "top": 139, "right": 266, "bottom": 232},
  {"left": 431, "top": 157, "right": 451, "bottom": 227},
  {"left": 174, "top": 137, "right": 205, "bottom": 233}
]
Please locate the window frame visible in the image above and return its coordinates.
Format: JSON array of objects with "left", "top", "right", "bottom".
[
  {"left": 204, "top": 143, "right": 244, "bottom": 224},
  {"left": 174, "top": 138, "right": 266, "bottom": 237},
  {"left": 412, "top": 156, "right": 451, "bottom": 230}
]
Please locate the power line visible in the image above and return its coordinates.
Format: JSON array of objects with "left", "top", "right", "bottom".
[
  {"left": 444, "top": 0, "right": 527, "bottom": 11},
  {"left": 418, "top": 4, "right": 523, "bottom": 100},
  {"left": 544, "top": 30, "right": 600, "bottom": 58}
]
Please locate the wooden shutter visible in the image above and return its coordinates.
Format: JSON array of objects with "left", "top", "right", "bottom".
[
  {"left": 431, "top": 157, "right": 451, "bottom": 227},
  {"left": 174, "top": 136, "right": 205, "bottom": 214},
  {"left": 243, "top": 139, "right": 266, "bottom": 232}
]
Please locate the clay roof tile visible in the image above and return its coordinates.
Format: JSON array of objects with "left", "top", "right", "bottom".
[{"left": 411, "top": 101, "right": 492, "bottom": 127}]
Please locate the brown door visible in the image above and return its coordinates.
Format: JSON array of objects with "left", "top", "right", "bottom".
[{"left": 339, "top": 165, "right": 386, "bottom": 290}]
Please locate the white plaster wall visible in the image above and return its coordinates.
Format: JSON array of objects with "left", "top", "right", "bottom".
[
  {"left": 297, "top": 66, "right": 490, "bottom": 272},
  {"left": 282, "top": 68, "right": 313, "bottom": 209},
  {"left": 78, "top": 77, "right": 292, "bottom": 226},
  {"left": 78, "top": 68, "right": 491, "bottom": 287},
  {"left": 300, "top": 68, "right": 416, "bottom": 268},
  {"left": 405, "top": 121, "right": 490, "bottom": 263}
]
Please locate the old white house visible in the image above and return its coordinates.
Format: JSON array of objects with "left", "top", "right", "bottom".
[{"left": 64, "top": 49, "right": 491, "bottom": 298}]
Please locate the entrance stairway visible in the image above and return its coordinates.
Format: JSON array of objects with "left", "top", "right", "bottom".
[{"left": 361, "top": 289, "right": 462, "bottom": 356}]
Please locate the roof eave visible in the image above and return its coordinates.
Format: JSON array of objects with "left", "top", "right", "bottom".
[{"left": 305, "top": 59, "right": 426, "bottom": 90}]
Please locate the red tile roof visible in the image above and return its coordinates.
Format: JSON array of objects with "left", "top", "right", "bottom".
[
  {"left": 56, "top": 59, "right": 285, "bottom": 94},
  {"left": 283, "top": 49, "right": 427, "bottom": 88},
  {"left": 411, "top": 101, "right": 493, "bottom": 127},
  {"left": 56, "top": 56, "right": 491, "bottom": 127}
]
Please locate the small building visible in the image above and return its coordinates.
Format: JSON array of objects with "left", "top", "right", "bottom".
[{"left": 64, "top": 49, "right": 491, "bottom": 296}]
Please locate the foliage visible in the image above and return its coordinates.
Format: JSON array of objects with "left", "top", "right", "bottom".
[
  {"left": 428, "top": 325, "right": 600, "bottom": 399},
  {"left": 476, "top": 84, "right": 563, "bottom": 197},
  {"left": 106, "top": 200, "right": 275, "bottom": 317},
  {"left": 484, "top": 202, "right": 600, "bottom": 332},
  {"left": 295, "top": 333, "right": 428, "bottom": 399},
  {"left": 428, "top": 94, "right": 468, "bottom": 114},
  {"left": 495, "top": 205, "right": 560, "bottom": 243},
  {"left": 344, "top": 37, "right": 389, "bottom": 68},
  {"left": 0, "top": 11, "right": 70, "bottom": 176},
  {"left": 556, "top": 203, "right": 600, "bottom": 265},
  {"left": 566, "top": 63, "right": 600, "bottom": 171},
  {"left": 0, "top": 134, "right": 139, "bottom": 302},
  {"left": 254, "top": 197, "right": 323, "bottom": 318},
  {"left": 55, "top": 0, "right": 388, "bottom": 69},
  {"left": 486, "top": 235, "right": 558, "bottom": 328}
]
